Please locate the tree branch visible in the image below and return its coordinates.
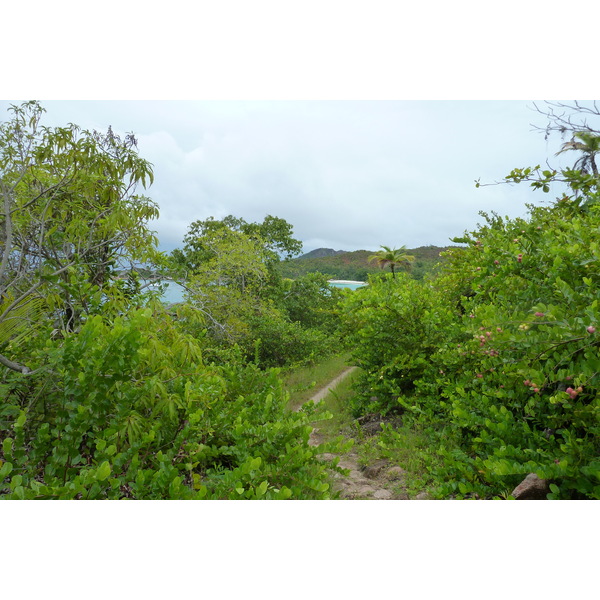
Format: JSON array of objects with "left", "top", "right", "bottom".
[
  {"left": 0, "top": 184, "right": 14, "bottom": 289},
  {"left": 0, "top": 351, "right": 31, "bottom": 374}
]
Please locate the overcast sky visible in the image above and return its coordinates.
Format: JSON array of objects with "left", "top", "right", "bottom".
[
  {"left": 3, "top": 3, "right": 595, "bottom": 258},
  {"left": 4, "top": 0, "right": 598, "bottom": 582},
  {"left": 0, "top": 99, "right": 578, "bottom": 255}
]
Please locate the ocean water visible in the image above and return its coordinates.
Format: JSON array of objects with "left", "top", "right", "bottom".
[
  {"left": 328, "top": 281, "right": 368, "bottom": 290},
  {"left": 146, "top": 281, "right": 187, "bottom": 304},
  {"left": 150, "top": 279, "right": 366, "bottom": 305}
]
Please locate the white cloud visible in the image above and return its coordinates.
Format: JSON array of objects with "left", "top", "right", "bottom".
[{"left": 1, "top": 99, "right": 570, "bottom": 254}]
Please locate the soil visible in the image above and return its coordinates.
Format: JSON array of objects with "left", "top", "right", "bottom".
[{"left": 305, "top": 368, "right": 425, "bottom": 500}]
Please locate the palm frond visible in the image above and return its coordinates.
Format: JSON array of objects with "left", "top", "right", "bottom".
[{"left": 0, "top": 294, "right": 46, "bottom": 346}]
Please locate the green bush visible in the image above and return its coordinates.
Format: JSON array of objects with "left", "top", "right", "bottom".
[
  {"left": 280, "top": 273, "right": 344, "bottom": 334},
  {"left": 0, "top": 305, "right": 343, "bottom": 499},
  {"left": 245, "top": 305, "right": 335, "bottom": 368},
  {"left": 342, "top": 199, "right": 600, "bottom": 499},
  {"left": 342, "top": 273, "right": 460, "bottom": 416}
]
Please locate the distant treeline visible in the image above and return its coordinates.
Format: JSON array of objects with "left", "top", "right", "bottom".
[{"left": 277, "top": 246, "right": 456, "bottom": 281}]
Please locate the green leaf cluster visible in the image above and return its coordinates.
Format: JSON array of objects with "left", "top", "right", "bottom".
[
  {"left": 0, "top": 305, "right": 341, "bottom": 499},
  {"left": 342, "top": 174, "right": 600, "bottom": 499},
  {"left": 1, "top": 102, "right": 344, "bottom": 500},
  {"left": 169, "top": 219, "right": 344, "bottom": 368}
]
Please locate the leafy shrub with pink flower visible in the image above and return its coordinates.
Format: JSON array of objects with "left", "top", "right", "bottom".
[{"left": 343, "top": 164, "right": 600, "bottom": 499}]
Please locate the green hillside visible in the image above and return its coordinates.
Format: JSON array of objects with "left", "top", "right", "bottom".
[{"left": 278, "top": 245, "right": 456, "bottom": 281}]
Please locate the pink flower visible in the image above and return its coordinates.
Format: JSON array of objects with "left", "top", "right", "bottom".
[
  {"left": 534, "top": 312, "right": 544, "bottom": 317},
  {"left": 587, "top": 326, "right": 596, "bottom": 334}
]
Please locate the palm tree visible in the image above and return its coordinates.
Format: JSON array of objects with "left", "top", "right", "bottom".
[
  {"left": 555, "top": 131, "right": 600, "bottom": 176},
  {"left": 368, "top": 245, "right": 415, "bottom": 278}
]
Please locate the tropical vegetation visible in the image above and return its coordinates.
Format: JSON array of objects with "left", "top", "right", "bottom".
[
  {"left": 341, "top": 105, "right": 600, "bottom": 499},
  {"left": 2, "top": 99, "right": 598, "bottom": 500},
  {"left": 277, "top": 246, "right": 450, "bottom": 281},
  {"left": 368, "top": 245, "right": 415, "bottom": 278},
  {"left": 0, "top": 101, "right": 346, "bottom": 499}
]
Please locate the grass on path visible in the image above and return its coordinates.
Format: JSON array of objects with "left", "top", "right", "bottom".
[{"left": 282, "top": 353, "right": 354, "bottom": 412}]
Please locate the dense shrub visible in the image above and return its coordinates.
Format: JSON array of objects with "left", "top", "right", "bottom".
[
  {"left": 0, "top": 304, "right": 344, "bottom": 499},
  {"left": 342, "top": 273, "right": 461, "bottom": 416},
  {"left": 244, "top": 302, "right": 336, "bottom": 368},
  {"left": 0, "top": 102, "right": 347, "bottom": 500},
  {"left": 280, "top": 273, "right": 344, "bottom": 334},
  {"left": 342, "top": 198, "right": 600, "bottom": 499}
]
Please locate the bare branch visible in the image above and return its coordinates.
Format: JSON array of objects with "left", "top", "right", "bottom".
[
  {"left": 530, "top": 101, "right": 600, "bottom": 141},
  {"left": 0, "top": 184, "right": 14, "bottom": 287},
  {"left": 0, "top": 351, "right": 31, "bottom": 373}
]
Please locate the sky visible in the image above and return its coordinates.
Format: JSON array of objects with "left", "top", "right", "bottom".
[{"left": 0, "top": 99, "right": 581, "bottom": 255}]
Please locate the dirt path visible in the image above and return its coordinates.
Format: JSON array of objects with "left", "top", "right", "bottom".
[
  {"left": 304, "top": 367, "right": 414, "bottom": 500},
  {"left": 309, "top": 367, "right": 358, "bottom": 403}
]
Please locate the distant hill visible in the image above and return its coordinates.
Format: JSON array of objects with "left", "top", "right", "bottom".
[
  {"left": 298, "top": 248, "right": 348, "bottom": 260},
  {"left": 279, "top": 245, "right": 456, "bottom": 281}
]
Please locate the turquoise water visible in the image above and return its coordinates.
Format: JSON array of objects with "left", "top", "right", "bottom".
[
  {"left": 146, "top": 281, "right": 187, "bottom": 304},
  {"left": 161, "top": 281, "right": 187, "bottom": 304},
  {"left": 151, "top": 279, "right": 366, "bottom": 304},
  {"left": 328, "top": 281, "right": 368, "bottom": 290}
]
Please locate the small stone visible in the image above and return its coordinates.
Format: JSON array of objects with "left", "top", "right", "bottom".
[
  {"left": 356, "top": 485, "right": 377, "bottom": 496},
  {"left": 318, "top": 453, "right": 337, "bottom": 462},
  {"left": 362, "top": 460, "right": 388, "bottom": 479},
  {"left": 386, "top": 466, "right": 406, "bottom": 480},
  {"left": 414, "top": 492, "right": 430, "bottom": 500},
  {"left": 511, "top": 473, "right": 550, "bottom": 500},
  {"left": 338, "top": 457, "right": 357, "bottom": 470},
  {"left": 372, "top": 489, "right": 393, "bottom": 499}
]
